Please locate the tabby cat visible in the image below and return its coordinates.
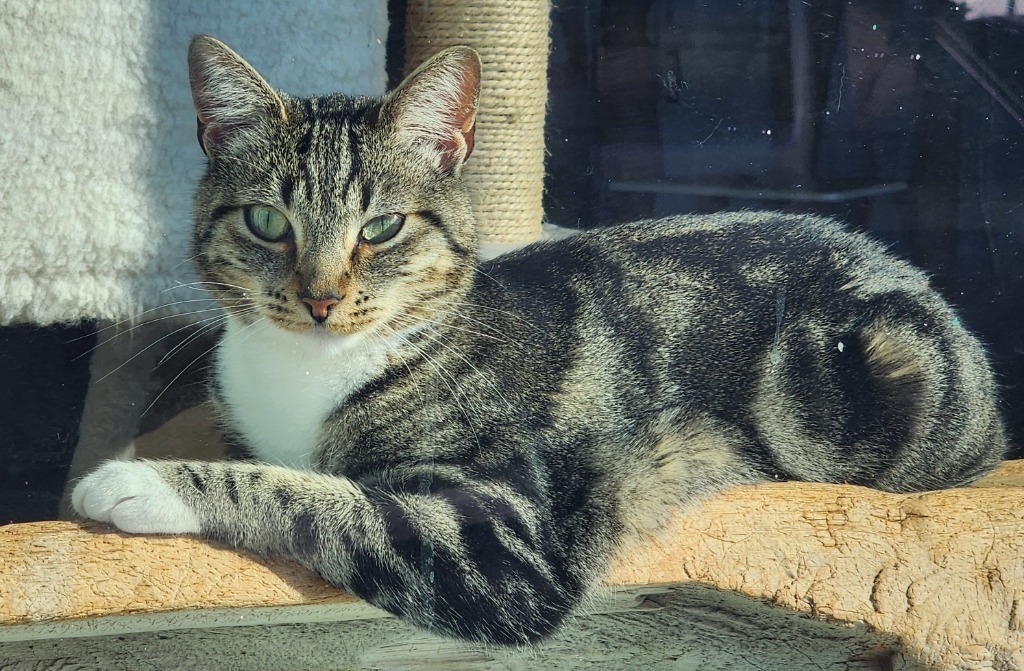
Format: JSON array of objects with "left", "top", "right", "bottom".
[{"left": 73, "top": 35, "right": 1007, "bottom": 644}]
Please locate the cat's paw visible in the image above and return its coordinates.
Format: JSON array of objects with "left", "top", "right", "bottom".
[{"left": 71, "top": 461, "right": 200, "bottom": 535}]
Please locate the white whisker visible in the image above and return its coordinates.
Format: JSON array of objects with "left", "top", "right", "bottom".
[
  {"left": 169, "top": 280, "right": 264, "bottom": 295},
  {"left": 395, "top": 309, "right": 508, "bottom": 344},
  {"left": 74, "top": 303, "right": 236, "bottom": 361},
  {"left": 140, "top": 314, "right": 266, "bottom": 419},
  {"left": 156, "top": 310, "right": 244, "bottom": 368},
  {"left": 92, "top": 310, "right": 233, "bottom": 384},
  {"left": 66, "top": 298, "right": 226, "bottom": 346},
  {"left": 391, "top": 311, "right": 517, "bottom": 413},
  {"left": 380, "top": 322, "right": 482, "bottom": 452},
  {"left": 447, "top": 299, "right": 543, "bottom": 336}
]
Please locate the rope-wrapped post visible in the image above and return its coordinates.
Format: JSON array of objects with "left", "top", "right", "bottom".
[{"left": 405, "top": 0, "right": 550, "bottom": 246}]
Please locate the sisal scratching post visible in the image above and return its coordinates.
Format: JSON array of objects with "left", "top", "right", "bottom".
[{"left": 405, "top": 0, "right": 550, "bottom": 247}]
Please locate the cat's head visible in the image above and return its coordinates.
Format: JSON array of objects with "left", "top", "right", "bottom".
[{"left": 187, "top": 35, "right": 481, "bottom": 339}]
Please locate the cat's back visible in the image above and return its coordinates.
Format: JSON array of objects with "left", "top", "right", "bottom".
[
  {"left": 473, "top": 210, "right": 938, "bottom": 388},
  {"left": 479, "top": 211, "right": 928, "bottom": 319}
]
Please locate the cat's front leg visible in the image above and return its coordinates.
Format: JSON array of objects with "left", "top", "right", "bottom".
[
  {"left": 72, "top": 458, "right": 586, "bottom": 644},
  {"left": 72, "top": 460, "right": 200, "bottom": 534}
]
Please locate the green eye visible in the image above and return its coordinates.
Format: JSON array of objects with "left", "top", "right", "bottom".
[
  {"left": 361, "top": 214, "right": 405, "bottom": 244},
  {"left": 244, "top": 206, "right": 291, "bottom": 242}
]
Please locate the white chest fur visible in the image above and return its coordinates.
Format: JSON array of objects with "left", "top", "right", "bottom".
[{"left": 215, "top": 320, "right": 392, "bottom": 468}]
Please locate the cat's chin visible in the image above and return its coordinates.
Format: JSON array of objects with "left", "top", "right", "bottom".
[
  {"left": 264, "top": 316, "right": 369, "bottom": 340},
  {"left": 259, "top": 317, "right": 425, "bottom": 358},
  {"left": 276, "top": 321, "right": 368, "bottom": 351},
  {"left": 266, "top": 314, "right": 430, "bottom": 346},
  {"left": 222, "top": 316, "right": 370, "bottom": 360}
]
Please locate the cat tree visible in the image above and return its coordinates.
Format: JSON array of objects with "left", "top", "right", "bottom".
[{"left": 3, "top": 462, "right": 1023, "bottom": 668}]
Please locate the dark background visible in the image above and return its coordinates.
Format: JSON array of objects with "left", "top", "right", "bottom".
[{"left": 3, "top": 0, "right": 1022, "bottom": 523}]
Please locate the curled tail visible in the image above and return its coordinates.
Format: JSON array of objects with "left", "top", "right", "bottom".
[{"left": 753, "top": 292, "right": 1006, "bottom": 492}]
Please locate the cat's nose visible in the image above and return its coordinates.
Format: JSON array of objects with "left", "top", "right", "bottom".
[{"left": 301, "top": 294, "right": 341, "bottom": 323}]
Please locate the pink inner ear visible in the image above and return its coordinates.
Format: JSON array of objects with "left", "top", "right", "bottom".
[
  {"left": 188, "top": 36, "right": 288, "bottom": 156},
  {"left": 392, "top": 47, "right": 481, "bottom": 171},
  {"left": 436, "top": 136, "right": 466, "bottom": 171},
  {"left": 434, "top": 108, "right": 477, "bottom": 170},
  {"left": 461, "top": 116, "right": 476, "bottom": 160}
]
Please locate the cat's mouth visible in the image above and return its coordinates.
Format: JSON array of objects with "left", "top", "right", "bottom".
[
  {"left": 270, "top": 311, "right": 427, "bottom": 352},
  {"left": 297, "top": 313, "right": 376, "bottom": 336},
  {"left": 259, "top": 300, "right": 384, "bottom": 337}
]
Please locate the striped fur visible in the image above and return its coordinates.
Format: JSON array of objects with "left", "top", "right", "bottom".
[{"left": 73, "top": 36, "right": 1007, "bottom": 644}]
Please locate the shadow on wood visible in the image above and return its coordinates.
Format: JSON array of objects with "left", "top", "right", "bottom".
[{"left": 0, "top": 584, "right": 900, "bottom": 671}]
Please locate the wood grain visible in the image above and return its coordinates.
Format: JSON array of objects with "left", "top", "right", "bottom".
[{"left": 2, "top": 460, "right": 1023, "bottom": 669}]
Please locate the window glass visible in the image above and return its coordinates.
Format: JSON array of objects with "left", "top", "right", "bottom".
[{"left": 547, "top": 0, "right": 1024, "bottom": 452}]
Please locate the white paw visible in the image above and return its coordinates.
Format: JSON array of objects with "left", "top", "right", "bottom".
[{"left": 71, "top": 461, "right": 200, "bottom": 535}]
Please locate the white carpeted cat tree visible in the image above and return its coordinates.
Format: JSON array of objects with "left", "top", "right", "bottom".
[{"left": 1, "top": 1, "right": 1022, "bottom": 668}]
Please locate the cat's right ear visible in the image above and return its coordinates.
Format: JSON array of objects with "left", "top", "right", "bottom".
[
  {"left": 188, "top": 35, "right": 288, "bottom": 156},
  {"left": 385, "top": 46, "right": 481, "bottom": 175}
]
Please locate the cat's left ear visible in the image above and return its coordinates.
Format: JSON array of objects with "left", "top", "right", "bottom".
[
  {"left": 385, "top": 46, "right": 481, "bottom": 174},
  {"left": 188, "top": 35, "right": 288, "bottom": 156}
]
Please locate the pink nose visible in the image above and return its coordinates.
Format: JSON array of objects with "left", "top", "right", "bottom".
[{"left": 302, "top": 296, "right": 340, "bottom": 323}]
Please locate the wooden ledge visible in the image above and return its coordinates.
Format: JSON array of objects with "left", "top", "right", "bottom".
[{"left": 2, "top": 461, "right": 1023, "bottom": 669}]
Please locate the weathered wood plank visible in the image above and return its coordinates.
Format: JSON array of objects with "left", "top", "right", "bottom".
[
  {"left": 2, "top": 460, "right": 1023, "bottom": 669},
  {"left": 0, "top": 586, "right": 896, "bottom": 671}
]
